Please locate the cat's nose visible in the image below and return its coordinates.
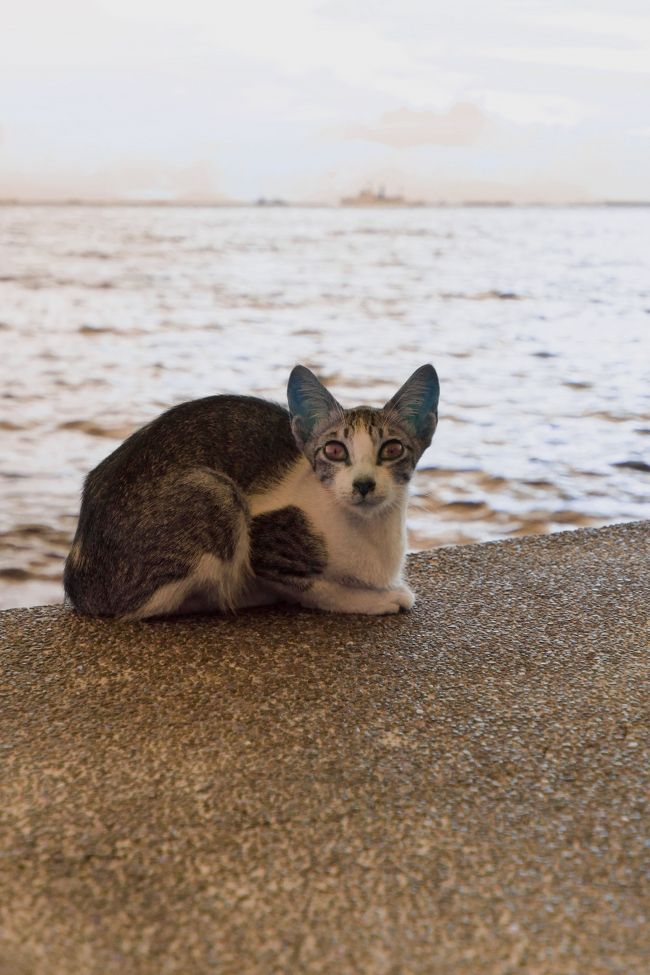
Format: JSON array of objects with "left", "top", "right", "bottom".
[{"left": 353, "top": 478, "right": 376, "bottom": 498}]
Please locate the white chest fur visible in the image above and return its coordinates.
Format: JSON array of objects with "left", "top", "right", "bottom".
[{"left": 248, "top": 457, "right": 407, "bottom": 589}]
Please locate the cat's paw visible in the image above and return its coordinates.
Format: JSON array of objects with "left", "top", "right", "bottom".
[
  {"left": 377, "top": 585, "right": 416, "bottom": 614},
  {"left": 395, "top": 585, "right": 416, "bottom": 610}
]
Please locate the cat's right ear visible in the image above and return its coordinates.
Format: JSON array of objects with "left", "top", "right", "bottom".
[{"left": 287, "top": 365, "right": 343, "bottom": 449}]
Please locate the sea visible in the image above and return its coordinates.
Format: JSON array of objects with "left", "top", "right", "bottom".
[{"left": 0, "top": 203, "right": 648, "bottom": 609}]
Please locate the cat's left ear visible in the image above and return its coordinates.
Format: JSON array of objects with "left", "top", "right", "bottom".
[
  {"left": 384, "top": 364, "right": 440, "bottom": 455},
  {"left": 287, "top": 365, "right": 344, "bottom": 449}
]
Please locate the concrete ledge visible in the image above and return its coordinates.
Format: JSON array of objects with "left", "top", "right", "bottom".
[{"left": 1, "top": 522, "right": 648, "bottom": 975}]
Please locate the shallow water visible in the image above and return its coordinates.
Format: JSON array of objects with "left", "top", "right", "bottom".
[{"left": 1, "top": 204, "right": 648, "bottom": 609}]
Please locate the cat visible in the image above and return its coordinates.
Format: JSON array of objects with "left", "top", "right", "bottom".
[{"left": 64, "top": 364, "right": 439, "bottom": 619}]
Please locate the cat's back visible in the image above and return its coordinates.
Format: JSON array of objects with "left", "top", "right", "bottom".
[{"left": 86, "top": 395, "right": 300, "bottom": 499}]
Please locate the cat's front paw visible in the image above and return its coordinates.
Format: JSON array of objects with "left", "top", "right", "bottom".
[
  {"left": 378, "top": 585, "right": 416, "bottom": 614},
  {"left": 396, "top": 585, "right": 416, "bottom": 610}
]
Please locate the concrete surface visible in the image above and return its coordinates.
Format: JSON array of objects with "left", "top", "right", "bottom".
[{"left": 0, "top": 521, "right": 648, "bottom": 975}]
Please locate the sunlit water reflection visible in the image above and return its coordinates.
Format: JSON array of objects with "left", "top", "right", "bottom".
[{"left": 1, "top": 204, "right": 648, "bottom": 608}]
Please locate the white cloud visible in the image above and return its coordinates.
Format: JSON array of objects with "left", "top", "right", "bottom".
[
  {"left": 480, "top": 91, "right": 586, "bottom": 128},
  {"left": 482, "top": 44, "right": 650, "bottom": 76},
  {"left": 341, "top": 103, "right": 491, "bottom": 148}
]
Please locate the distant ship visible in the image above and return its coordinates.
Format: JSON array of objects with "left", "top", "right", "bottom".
[
  {"left": 254, "top": 197, "right": 288, "bottom": 207},
  {"left": 340, "top": 187, "right": 422, "bottom": 207}
]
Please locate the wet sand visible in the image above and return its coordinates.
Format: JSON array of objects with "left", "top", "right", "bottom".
[{"left": 1, "top": 521, "right": 648, "bottom": 974}]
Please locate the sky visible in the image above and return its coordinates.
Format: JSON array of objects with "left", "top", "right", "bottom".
[{"left": 0, "top": 0, "right": 649, "bottom": 203}]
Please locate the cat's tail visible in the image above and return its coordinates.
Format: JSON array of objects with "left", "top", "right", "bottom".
[{"left": 64, "top": 467, "right": 253, "bottom": 620}]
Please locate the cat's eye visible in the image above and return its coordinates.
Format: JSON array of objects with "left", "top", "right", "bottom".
[
  {"left": 323, "top": 440, "right": 348, "bottom": 462},
  {"left": 379, "top": 439, "right": 405, "bottom": 461}
]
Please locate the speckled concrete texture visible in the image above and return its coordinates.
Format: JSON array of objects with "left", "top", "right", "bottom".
[{"left": 0, "top": 522, "right": 649, "bottom": 975}]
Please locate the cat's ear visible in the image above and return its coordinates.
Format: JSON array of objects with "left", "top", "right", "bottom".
[
  {"left": 287, "top": 365, "right": 343, "bottom": 448},
  {"left": 384, "top": 364, "right": 439, "bottom": 454}
]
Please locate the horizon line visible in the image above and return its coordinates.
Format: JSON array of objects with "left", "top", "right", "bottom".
[{"left": 1, "top": 198, "right": 649, "bottom": 209}]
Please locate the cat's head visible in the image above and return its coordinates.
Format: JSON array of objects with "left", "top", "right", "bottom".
[{"left": 287, "top": 364, "right": 439, "bottom": 516}]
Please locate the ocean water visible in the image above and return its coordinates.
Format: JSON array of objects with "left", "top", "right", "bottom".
[{"left": 0, "top": 204, "right": 648, "bottom": 610}]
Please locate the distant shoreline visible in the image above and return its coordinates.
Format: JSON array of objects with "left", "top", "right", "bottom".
[{"left": 1, "top": 199, "right": 649, "bottom": 209}]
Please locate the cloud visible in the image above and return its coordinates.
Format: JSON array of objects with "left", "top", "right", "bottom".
[
  {"left": 0, "top": 152, "right": 227, "bottom": 203},
  {"left": 341, "top": 102, "right": 491, "bottom": 148}
]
